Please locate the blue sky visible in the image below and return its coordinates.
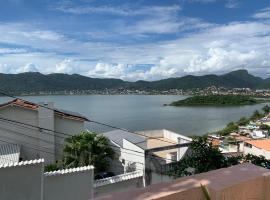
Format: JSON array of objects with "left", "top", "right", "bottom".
[{"left": 0, "top": 0, "right": 270, "bottom": 81}]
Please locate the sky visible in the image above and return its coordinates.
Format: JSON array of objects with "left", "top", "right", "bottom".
[{"left": 0, "top": 0, "right": 270, "bottom": 81}]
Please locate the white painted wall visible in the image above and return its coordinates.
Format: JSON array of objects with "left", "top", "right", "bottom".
[
  {"left": 0, "top": 159, "right": 94, "bottom": 200},
  {"left": 122, "top": 139, "right": 145, "bottom": 173},
  {"left": 54, "top": 117, "right": 84, "bottom": 161},
  {"left": 243, "top": 144, "right": 270, "bottom": 159},
  {"left": 44, "top": 168, "right": 94, "bottom": 200},
  {"left": 0, "top": 105, "right": 85, "bottom": 163},
  {"left": 0, "top": 160, "right": 44, "bottom": 200}
]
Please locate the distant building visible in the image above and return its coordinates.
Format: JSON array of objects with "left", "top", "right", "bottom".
[
  {"left": 0, "top": 99, "right": 88, "bottom": 163},
  {"left": 244, "top": 139, "right": 270, "bottom": 159}
]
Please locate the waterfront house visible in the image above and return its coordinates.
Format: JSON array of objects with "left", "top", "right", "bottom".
[
  {"left": 0, "top": 99, "right": 88, "bottom": 163},
  {"left": 102, "top": 129, "right": 192, "bottom": 185}
]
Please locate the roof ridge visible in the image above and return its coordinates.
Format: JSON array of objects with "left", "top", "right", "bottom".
[
  {"left": 0, "top": 158, "right": 44, "bottom": 169},
  {"left": 44, "top": 165, "right": 94, "bottom": 176}
]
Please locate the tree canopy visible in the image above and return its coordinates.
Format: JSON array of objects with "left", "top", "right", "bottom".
[{"left": 62, "top": 131, "right": 115, "bottom": 172}]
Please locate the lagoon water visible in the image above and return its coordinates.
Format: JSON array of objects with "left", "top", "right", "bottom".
[{"left": 0, "top": 95, "right": 268, "bottom": 136}]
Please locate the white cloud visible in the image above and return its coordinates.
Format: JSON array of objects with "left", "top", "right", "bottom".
[
  {"left": 1, "top": 7, "right": 270, "bottom": 80},
  {"left": 55, "top": 3, "right": 181, "bottom": 16},
  {"left": 253, "top": 7, "right": 270, "bottom": 19},
  {"left": 0, "top": 48, "right": 27, "bottom": 54},
  {"left": 16, "top": 63, "right": 38, "bottom": 73},
  {"left": 55, "top": 58, "right": 78, "bottom": 74}
]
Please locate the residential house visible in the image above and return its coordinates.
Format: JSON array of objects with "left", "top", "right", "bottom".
[
  {"left": 0, "top": 99, "right": 88, "bottom": 163},
  {"left": 102, "top": 129, "right": 192, "bottom": 185},
  {"left": 244, "top": 139, "right": 270, "bottom": 159}
]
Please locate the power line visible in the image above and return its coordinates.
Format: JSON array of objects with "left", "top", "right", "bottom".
[
  {"left": 0, "top": 90, "right": 178, "bottom": 146},
  {"left": 0, "top": 116, "right": 176, "bottom": 162},
  {"left": 0, "top": 91, "right": 182, "bottom": 162}
]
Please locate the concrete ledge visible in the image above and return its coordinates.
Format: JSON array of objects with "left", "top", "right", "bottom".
[{"left": 95, "top": 163, "right": 270, "bottom": 200}]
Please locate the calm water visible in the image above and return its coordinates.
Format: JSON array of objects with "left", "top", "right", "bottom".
[{"left": 0, "top": 95, "right": 268, "bottom": 136}]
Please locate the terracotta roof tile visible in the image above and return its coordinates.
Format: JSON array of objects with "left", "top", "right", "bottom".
[{"left": 245, "top": 139, "right": 270, "bottom": 151}]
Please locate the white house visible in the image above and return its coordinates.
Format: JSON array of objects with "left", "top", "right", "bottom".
[
  {"left": 250, "top": 130, "right": 266, "bottom": 139},
  {"left": 0, "top": 99, "right": 88, "bottom": 163},
  {"left": 243, "top": 139, "right": 270, "bottom": 159},
  {"left": 102, "top": 129, "right": 192, "bottom": 185}
]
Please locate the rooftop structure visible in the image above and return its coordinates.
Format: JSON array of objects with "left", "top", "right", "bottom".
[{"left": 0, "top": 99, "right": 88, "bottom": 121}]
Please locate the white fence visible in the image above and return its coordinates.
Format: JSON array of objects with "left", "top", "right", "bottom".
[
  {"left": 94, "top": 170, "right": 143, "bottom": 187},
  {"left": 94, "top": 170, "right": 144, "bottom": 197}
]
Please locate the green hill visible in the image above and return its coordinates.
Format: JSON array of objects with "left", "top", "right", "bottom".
[{"left": 0, "top": 69, "right": 269, "bottom": 94}]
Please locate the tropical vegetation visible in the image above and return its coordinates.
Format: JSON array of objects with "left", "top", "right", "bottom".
[
  {"left": 170, "top": 95, "right": 264, "bottom": 107},
  {"left": 45, "top": 131, "right": 115, "bottom": 172},
  {"left": 167, "top": 136, "right": 270, "bottom": 178}
]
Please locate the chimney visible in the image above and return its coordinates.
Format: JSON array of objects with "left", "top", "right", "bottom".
[{"left": 38, "top": 102, "right": 55, "bottom": 163}]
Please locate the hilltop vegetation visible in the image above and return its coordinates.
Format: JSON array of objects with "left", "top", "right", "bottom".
[
  {"left": 0, "top": 69, "right": 270, "bottom": 95},
  {"left": 170, "top": 95, "right": 264, "bottom": 106}
]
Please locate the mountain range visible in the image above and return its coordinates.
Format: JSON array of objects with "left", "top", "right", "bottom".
[{"left": 0, "top": 69, "right": 269, "bottom": 94}]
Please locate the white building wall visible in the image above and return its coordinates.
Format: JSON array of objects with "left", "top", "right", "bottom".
[
  {"left": 0, "top": 106, "right": 55, "bottom": 162},
  {"left": 38, "top": 103, "right": 55, "bottom": 163},
  {"left": 243, "top": 145, "right": 270, "bottom": 159},
  {"left": 54, "top": 117, "right": 84, "bottom": 161},
  {"left": 0, "top": 105, "right": 85, "bottom": 163},
  {"left": 122, "top": 139, "right": 145, "bottom": 173}
]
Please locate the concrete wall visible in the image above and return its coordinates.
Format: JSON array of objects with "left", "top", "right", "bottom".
[
  {"left": 0, "top": 159, "right": 94, "bottom": 200},
  {"left": 95, "top": 176, "right": 143, "bottom": 198},
  {"left": 44, "top": 167, "right": 94, "bottom": 200},
  {"left": 54, "top": 116, "right": 84, "bottom": 161},
  {"left": 38, "top": 103, "right": 55, "bottom": 163},
  {"left": 0, "top": 160, "right": 44, "bottom": 200},
  {"left": 243, "top": 143, "right": 270, "bottom": 159}
]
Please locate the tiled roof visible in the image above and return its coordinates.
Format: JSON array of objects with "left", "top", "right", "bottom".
[
  {"left": 0, "top": 158, "right": 44, "bottom": 169},
  {"left": 245, "top": 139, "right": 270, "bottom": 151},
  {"left": 0, "top": 99, "right": 88, "bottom": 121},
  {"left": 44, "top": 165, "right": 94, "bottom": 176},
  {"left": 0, "top": 144, "right": 20, "bottom": 165}
]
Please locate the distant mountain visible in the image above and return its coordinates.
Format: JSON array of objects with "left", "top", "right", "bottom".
[
  {"left": 0, "top": 72, "right": 126, "bottom": 94},
  {"left": 130, "top": 69, "right": 265, "bottom": 90},
  {"left": 0, "top": 70, "right": 268, "bottom": 94}
]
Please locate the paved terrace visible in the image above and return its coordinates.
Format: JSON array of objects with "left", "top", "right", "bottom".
[{"left": 95, "top": 163, "right": 270, "bottom": 200}]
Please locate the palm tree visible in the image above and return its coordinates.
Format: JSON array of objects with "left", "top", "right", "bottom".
[{"left": 62, "top": 131, "right": 115, "bottom": 172}]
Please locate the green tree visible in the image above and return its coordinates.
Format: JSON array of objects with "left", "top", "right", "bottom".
[
  {"left": 62, "top": 131, "right": 115, "bottom": 172},
  {"left": 237, "top": 117, "right": 249, "bottom": 126},
  {"left": 250, "top": 110, "right": 262, "bottom": 121},
  {"left": 218, "top": 122, "right": 239, "bottom": 136},
  {"left": 243, "top": 154, "right": 269, "bottom": 168},
  {"left": 262, "top": 105, "right": 270, "bottom": 114},
  {"left": 169, "top": 136, "right": 228, "bottom": 177}
]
